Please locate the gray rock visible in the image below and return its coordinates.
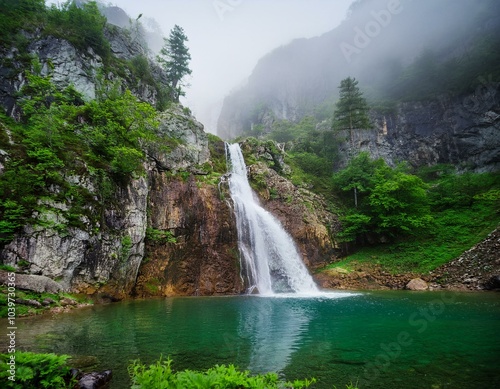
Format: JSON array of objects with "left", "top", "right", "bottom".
[
  {"left": 148, "top": 105, "right": 209, "bottom": 172},
  {"left": 0, "top": 271, "right": 63, "bottom": 293},
  {"left": 15, "top": 298, "right": 42, "bottom": 308},
  {"left": 42, "top": 297, "right": 56, "bottom": 306}
]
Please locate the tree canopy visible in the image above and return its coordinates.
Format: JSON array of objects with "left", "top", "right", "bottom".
[{"left": 332, "top": 153, "right": 433, "bottom": 243}]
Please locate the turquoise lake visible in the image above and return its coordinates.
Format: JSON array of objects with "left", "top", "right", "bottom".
[{"left": 3, "top": 290, "right": 500, "bottom": 388}]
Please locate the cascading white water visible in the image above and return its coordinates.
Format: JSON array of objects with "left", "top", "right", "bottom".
[{"left": 226, "top": 143, "right": 319, "bottom": 295}]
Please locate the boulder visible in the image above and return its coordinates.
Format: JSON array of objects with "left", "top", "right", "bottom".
[
  {"left": 406, "top": 278, "right": 428, "bottom": 291},
  {"left": 42, "top": 297, "right": 56, "bottom": 306},
  {"left": 60, "top": 297, "right": 78, "bottom": 307},
  {"left": 0, "top": 271, "right": 63, "bottom": 293}
]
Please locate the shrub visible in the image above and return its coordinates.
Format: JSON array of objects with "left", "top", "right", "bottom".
[
  {"left": 128, "top": 357, "right": 316, "bottom": 389},
  {"left": 0, "top": 352, "right": 74, "bottom": 389}
]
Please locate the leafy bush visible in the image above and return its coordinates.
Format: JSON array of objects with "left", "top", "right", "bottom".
[
  {"left": 128, "top": 357, "right": 316, "bottom": 389},
  {"left": 0, "top": 352, "right": 74, "bottom": 389}
]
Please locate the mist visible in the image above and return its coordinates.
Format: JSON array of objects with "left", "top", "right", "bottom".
[
  {"left": 82, "top": 0, "right": 353, "bottom": 133},
  {"left": 216, "top": 0, "right": 500, "bottom": 138}
]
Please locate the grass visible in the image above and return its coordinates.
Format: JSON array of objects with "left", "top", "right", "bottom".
[
  {"left": 0, "top": 286, "right": 93, "bottom": 318},
  {"left": 326, "top": 202, "right": 499, "bottom": 274}
]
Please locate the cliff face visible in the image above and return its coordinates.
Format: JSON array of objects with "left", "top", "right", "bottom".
[
  {"left": 1, "top": 175, "right": 149, "bottom": 297},
  {"left": 0, "top": 104, "right": 243, "bottom": 299},
  {"left": 0, "top": 16, "right": 340, "bottom": 298},
  {"left": 337, "top": 83, "right": 500, "bottom": 172},
  {"left": 0, "top": 25, "right": 165, "bottom": 118},
  {"left": 134, "top": 174, "right": 243, "bottom": 297}
]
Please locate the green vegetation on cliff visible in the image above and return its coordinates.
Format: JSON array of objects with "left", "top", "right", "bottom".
[{"left": 0, "top": 66, "right": 169, "bottom": 244}]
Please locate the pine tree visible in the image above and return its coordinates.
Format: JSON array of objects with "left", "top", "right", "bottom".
[
  {"left": 157, "top": 25, "right": 192, "bottom": 103},
  {"left": 333, "top": 77, "right": 371, "bottom": 207},
  {"left": 333, "top": 77, "right": 370, "bottom": 136}
]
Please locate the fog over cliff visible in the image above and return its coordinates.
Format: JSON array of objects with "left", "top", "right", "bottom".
[
  {"left": 217, "top": 0, "right": 500, "bottom": 139},
  {"left": 46, "top": 0, "right": 353, "bottom": 133}
]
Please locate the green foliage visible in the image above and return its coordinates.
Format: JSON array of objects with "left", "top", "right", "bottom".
[
  {"left": 0, "top": 70, "right": 166, "bottom": 244},
  {"left": 0, "top": 0, "right": 45, "bottom": 45},
  {"left": 332, "top": 153, "right": 433, "bottom": 242},
  {"left": 146, "top": 228, "right": 177, "bottom": 244},
  {"left": 207, "top": 133, "right": 227, "bottom": 174},
  {"left": 157, "top": 25, "right": 192, "bottom": 102},
  {"left": 45, "top": 1, "right": 110, "bottom": 62},
  {"left": 0, "top": 352, "right": 74, "bottom": 389},
  {"left": 329, "top": 169, "right": 499, "bottom": 273},
  {"left": 0, "top": 285, "right": 92, "bottom": 318},
  {"left": 128, "top": 357, "right": 316, "bottom": 389},
  {"left": 120, "top": 235, "right": 133, "bottom": 262}
]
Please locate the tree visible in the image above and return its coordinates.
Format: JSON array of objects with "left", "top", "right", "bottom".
[
  {"left": 332, "top": 76, "right": 370, "bottom": 140},
  {"left": 332, "top": 154, "right": 433, "bottom": 243},
  {"left": 157, "top": 25, "right": 192, "bottom": 102},
  {"left": 332, "top": 152, "right": 382, "bottom": 207},
  {"left": 332, "top": 77, "right": 371, "bottom": 206}
]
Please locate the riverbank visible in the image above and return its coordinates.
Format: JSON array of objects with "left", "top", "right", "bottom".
[{"left": 315, "top": 227, "right": 500, "bottom": 291}]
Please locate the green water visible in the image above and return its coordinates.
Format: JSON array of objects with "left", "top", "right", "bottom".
[{"left": 2, "top": 291, "right": 500, "bottom": 388}]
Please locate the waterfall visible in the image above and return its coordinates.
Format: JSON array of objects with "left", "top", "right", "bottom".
[{"left": 226, "top": 143, "right": 319, "bottom": 295}]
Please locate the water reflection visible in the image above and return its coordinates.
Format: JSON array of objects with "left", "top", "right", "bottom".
[{"left": 237, "top": 297, "right": 312, "bottom": 373}]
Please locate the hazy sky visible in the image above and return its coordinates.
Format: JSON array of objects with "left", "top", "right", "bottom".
[{"left": 48, "top": 0, "right": 353, "bottom": 132}]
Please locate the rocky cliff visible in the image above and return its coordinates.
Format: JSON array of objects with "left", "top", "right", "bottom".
[
  {"left": 0, "top": 12, "right": 343, "bottom": 298},
  {"left": 0, "top": 103, "right": 244, "bottom": 299},
  {"left": 0, "top": 24, "right": 165, "bottom": 118},
  {"left": 134, "top": 173, "right": 243, "bottom": 297},
  {"left": 336, "top": 82, "right": 500, "bottom": 172}
]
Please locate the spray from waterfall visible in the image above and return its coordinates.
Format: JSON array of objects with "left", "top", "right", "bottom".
[{"left": 226, "top": 143, "right": 318, "bottom": 295}]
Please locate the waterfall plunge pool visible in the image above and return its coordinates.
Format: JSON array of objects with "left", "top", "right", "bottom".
[{"left": 2, "top": 291, "right": 499, "bottom": 388}]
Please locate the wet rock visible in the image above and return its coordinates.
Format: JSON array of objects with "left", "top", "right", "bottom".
[
  {"left": 406, "top": 278, "right": 428, "bottom": 291},
  {"left": 77, "top": 370, "right": 112, "bottom": 389},
  {"left": 483, "top": 275, "right": 500, "bottom": 290}
]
